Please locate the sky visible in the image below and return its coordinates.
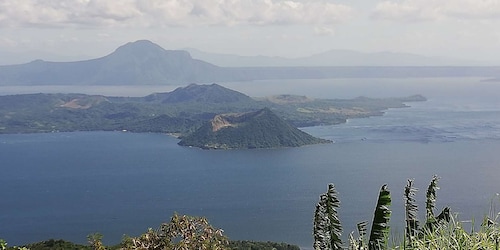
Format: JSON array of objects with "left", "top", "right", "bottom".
[{"left": 1, "top": 0, "right": 500, "bottom": 64}]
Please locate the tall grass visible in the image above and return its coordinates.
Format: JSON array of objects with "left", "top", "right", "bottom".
[
  {"left": 396, "top": 190, "right": 500, "bottom": 249},
  {"left": 397, "top": 213, "right": 500, "bottom": 250},
  {"left": 316, "top": 177, "right": 500, "bottom": 250}
]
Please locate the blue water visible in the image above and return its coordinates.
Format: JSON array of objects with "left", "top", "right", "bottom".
[{"left": 2, "top": 78, "right": 500, "bottom": 249}]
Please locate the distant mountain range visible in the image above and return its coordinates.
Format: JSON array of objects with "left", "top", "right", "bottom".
[
  {"left": 184, "top": 48, "right": 483, "bottom": 67},
  {"left": 1, "top": 40, "right": 500, "bottom": 86}
]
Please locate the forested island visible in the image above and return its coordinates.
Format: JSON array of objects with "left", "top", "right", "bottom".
[
  {"left": 178, "top": 108, "right": 331, "bottom": 149},
  {"left": 0, "top": 83, "right": 425, "bottom": 149}
]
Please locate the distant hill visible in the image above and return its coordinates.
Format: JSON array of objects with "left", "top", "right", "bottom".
[
  {"left": 0, "top": 40, "right": 230, "bottom": 85},
  {"left": 178, "top": 108, "right": 331, "bottom": 149},
  {"left": 143, "top": 83, "right": 254, "bottom": 104},
  {"left": 185, "top": 48, "right": 483, "bottom": 67}
]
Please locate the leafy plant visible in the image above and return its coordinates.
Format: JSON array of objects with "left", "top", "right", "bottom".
[
  {"left": 121, "top": 213, "right": 229, "bottom": 250},
  {"left": 424, "top": 176, "right": 450, "bottom": 232},
  {"left": 404, "top": 179, "right": 419, "bottom": 244},
  {"left": 87, "top": 233, "right": 106, "bottom": 250},
  {"left": 317, "top": 177, "right": 458, "bottom": 249},
  {"left": 407, "top": 213, "right": 500, "bottom": 249},
  {"left": 315, "top": 183, "right": 392, "bottom": 250},
  {"left": 368, "top": 184, "right": 392, "bottom": 250},
  {"left": 21, "top": 239, "right": 92, "bottom": 250},
  {"left": 1, "top": 239, "right": 7, "bottom": 250},
  {"left": 348, "top": 221, "right": 368, "bottom": 250},
  {"left": 228, "top": 240, "right": 300, "bottom": 250},
  {"left": 313, "top": 183, "right": 343, "bottom": 250},
  {"left": 0, "top": 239, "right": 30, "bottom": 250}
]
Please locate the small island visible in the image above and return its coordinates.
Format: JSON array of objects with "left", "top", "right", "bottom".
[{"left": 178, "top": 108, "right": 331, "bottom": 149}]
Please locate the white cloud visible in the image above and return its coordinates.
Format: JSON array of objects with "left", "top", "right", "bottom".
[
  {"left": 0, "top": 37, "right": 17, "bottom": 47},
  {"left": 446, "top": 0, "right": 500, "bottom": 19},
  {"left": 372, "top": 0, "right": 500, "bottom": 22},
  {"left": 371, "top": 1, "right": 438, "bottom": 22},
  {"left": 313, "top": 26, "right": 335, "bottom": 36},
  {"left": 0, "top": 0, "right": 353, "bottom": 28}
]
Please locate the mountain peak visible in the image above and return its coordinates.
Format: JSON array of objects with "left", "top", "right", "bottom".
[
  {"left": 109, "top": 40, "right": 184, "bottom": 59},
  {"left": 156, "top": 83, "right": 253, "bottom": 104},
  {"left": 179, "top": 108, "right": 331, "bottom": 149},
  {"left": 114, "top": 40, "right": 165, "bottom": 54}
]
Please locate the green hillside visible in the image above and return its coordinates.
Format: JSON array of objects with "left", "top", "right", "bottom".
[
  {"left": 0, "top": 84, "right": 425, "bottom": 146},
  {"left": 178, "top": 108, "right": 331, "bottom": 149}
]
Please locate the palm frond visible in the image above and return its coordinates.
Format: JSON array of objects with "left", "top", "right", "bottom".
[
  {"left": 357, "top": 221, "right": 368, "bottom": 250},
  {"left": 358, "top": 221, "right": 368, "bottom": 241},
  {"left": 436, "top": 206, "right": 451, "bottom": 224},
  {"left": 314, "top": 194, "right": 332, "bottom": 250},
  {"left": 425, "top": 175, "right": 440, "bottom": 226},
  {"left": 314, "top": 183, "right": 343, "bottom": 250},
  {"left": 369, "top": 184, "right": 392, "bottom": 250},
  {"left": 326, "top": 184, "right": 343, "bottom": 250},
  {"left": 404, "top": 179, "right": 419, "bottom": 242}
]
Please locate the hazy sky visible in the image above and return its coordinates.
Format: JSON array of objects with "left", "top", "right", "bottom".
[{"left": 1, "top": 0, "right": 500, "bottom": 63}]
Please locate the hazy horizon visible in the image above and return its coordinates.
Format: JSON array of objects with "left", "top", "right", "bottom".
[
  {"left": 0, "top": 40, "right": 496, "bottom": 67},
  {"left": 1, "top": 0, "right": 500, "bottom": 65}
]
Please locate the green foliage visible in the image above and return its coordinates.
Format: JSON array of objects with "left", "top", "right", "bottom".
[
  {"left": 20, "top": 239, "right": 91, "bottom": 250},
  {"left": 87, "top": 233, "right": 105, "bottom": 250},
  {"left": 368, "top": 184, "right": 392, "bottom": 250},
  {"left": 404, "top": 214, "right": 500, "bottom": 249},
  {"left": 1, "top": 212, "right": 300, "bottom": 250},
  {"left": 1, "top": 239, "right": 7, "bottom": 250},
  {"left": 315, "top": 184, "right": 392, "bottom": 250},
  {"left": 400, "top": 176, "right": 451, "bottom": 249},
  {"left": 228, "top": 241, "right": 300, "bottom": 250},
  {"left": 424, "top": 175, "right": 451, "bottom": 232},
  {"left": 425, "top": 175, "right": 439, "bottom": 227},
  {"left": 1, "top": 239, "right": 30, "bottom": 250},
  {"left": 313, "top": 184, "right": 343, "bottom": 250},
  {"left": 0, "top": 85, "right": 425, "bottom": 136},
  {"left": 404, "top": 179, "right": 419, "bottom": 244},
  {"left": 5, "top": 239, "right": 301, "bottom": 250},
  {"left": 121, "top": 213, "right": 229, "bottom": 250},
  {"left": 348, "top": 221, "right": 368, "bottom": 250},
  {"left": 179, "top": 108, "right": 331, "bottom": 149},
  {"left": 321, "top": 177, "right": 464, "bottom": 250}
]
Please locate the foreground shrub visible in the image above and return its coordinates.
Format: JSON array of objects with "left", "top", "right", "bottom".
[
  {"left": 120, "top": 213, "right": 228, "bottom": 250},
  {"left": 228, "top": 240, "right": 300, "bottom": 250}
]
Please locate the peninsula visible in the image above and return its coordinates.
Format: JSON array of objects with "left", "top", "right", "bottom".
[{"left": 0, "top": 84, "right": 425, "bottom": 149}]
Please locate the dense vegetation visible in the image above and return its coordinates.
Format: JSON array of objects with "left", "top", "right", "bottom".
[
  {"left": 0, "top": 214, "right": 299, "bottom": 250},
  {"left": 0, "top": 84, "right": 425, "bottom": 138},
  {"left": 313, "top": 176, "right": 500, "bottom": 250},
  {"left": 1, "top": 239, "right": 300, "bottom": 250},
  {"left": 178, "top": 108, "right": 331, "bottom": 149}
]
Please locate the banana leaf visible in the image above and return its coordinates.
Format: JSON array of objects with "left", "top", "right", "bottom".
[{"left": 369, "top": 184, "right": 391, "bottom": 250}]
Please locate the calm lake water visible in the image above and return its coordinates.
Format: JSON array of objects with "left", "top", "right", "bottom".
[{"left": 1, "top": 78, "right": 500, "bottom": 249}]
